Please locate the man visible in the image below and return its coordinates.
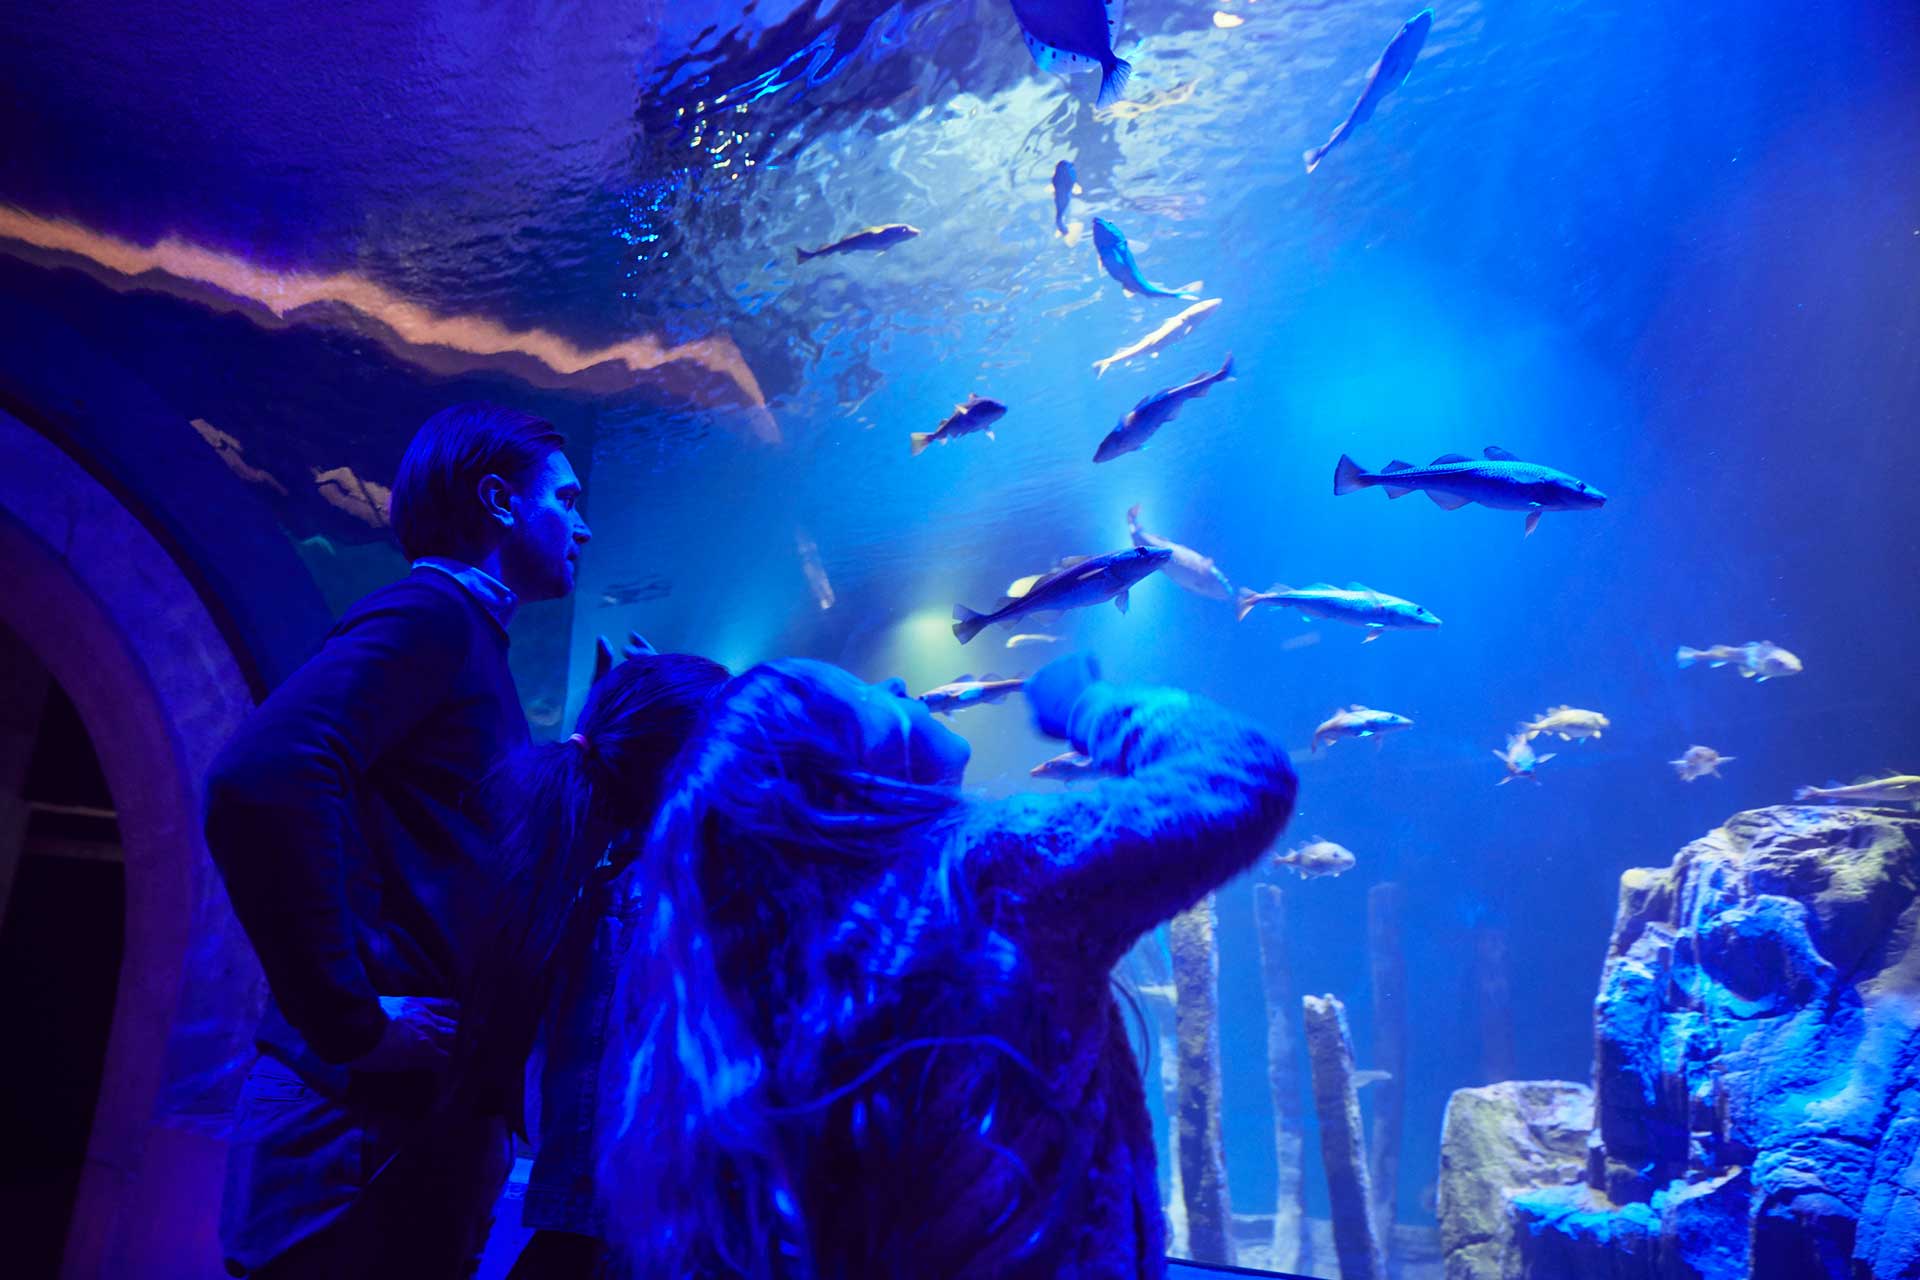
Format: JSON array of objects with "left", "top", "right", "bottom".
[{"left": 204, "top": 403, "right": 591, "bottom": 1277}]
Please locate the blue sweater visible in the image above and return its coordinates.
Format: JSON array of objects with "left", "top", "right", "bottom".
[{"left": 204, "top": 568, "right": 527, "bottom": 1097}]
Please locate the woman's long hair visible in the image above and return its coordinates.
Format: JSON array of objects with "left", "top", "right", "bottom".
[
  {"left": 450, "top": 652, "right": 729, "bottom": 1122},
  {"left": 598, "top": 661, "right": 1060, "bottom": 1279}
]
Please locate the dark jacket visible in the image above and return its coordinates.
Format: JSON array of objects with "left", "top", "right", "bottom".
[{"left": 204, "top": 567, "right": 528, "bottom": 1097}]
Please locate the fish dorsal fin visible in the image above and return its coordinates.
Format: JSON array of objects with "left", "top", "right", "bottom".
[
  {"left": 1005, "top": 574, "right": 1043, "bottom": 599},
  {"left": 955, "top": 674, "right": 974, "bottom": 684},
  {"left": 1348, "top": 704, "right": 1371, "bottom": 712},
  {"left": 1382, "top": 460, "right": 1414, "bottom": 474},
  {"left": 1052, "top": 554, "right": 1093, "bottom": 573},
  {"left": 1345, "top": 581, "right": 1372, "bottom": 592},
  {"left": 1484, "top": 446, "right": 1520, "bottom": 461},
  {"left": 1431, "top": 453, "right": 1472, "bottom": 465}
]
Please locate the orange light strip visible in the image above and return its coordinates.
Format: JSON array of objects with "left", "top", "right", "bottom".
[{"left": 0, "top": 205, "right": 778, "bottom": 442}]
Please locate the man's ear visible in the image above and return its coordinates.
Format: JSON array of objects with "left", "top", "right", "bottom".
[{"left": 476, "top": 473, "right": 515, "bottom": 529}]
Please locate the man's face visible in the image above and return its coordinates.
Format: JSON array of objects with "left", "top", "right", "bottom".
[{"left": 496, "top": 450, "right": 590, "bottom": 601}]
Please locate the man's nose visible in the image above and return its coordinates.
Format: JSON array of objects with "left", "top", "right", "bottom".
[{"left": 574, "top": 519, "right": 592, "bottom": 543}]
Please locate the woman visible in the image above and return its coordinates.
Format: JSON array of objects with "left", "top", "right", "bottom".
[
  {"left": 593, "top": 652, "right": 1295, "bottom": 1278},
  {"left": 437, "top": 650, "right": 730, "bottom": 1278}
]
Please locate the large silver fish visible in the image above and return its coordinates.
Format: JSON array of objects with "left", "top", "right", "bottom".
[
  {"left": 1494, "top": 732, "right": 1555, "bottom": 785},
  {"left": 1303, "top": 9, "right": 1433, "bottom": 173},
  {"left": 796, "top": 224, "right": 921, "bottom": 262},
  {"left": 1095, "top": 354, "right": 1233, "bottom": 462},
  {"left": 1235, "top": 581, "right": 1441, "bottom": 642},
  {"left": 1092, "top": 297, "right": 1221, "bottom": 377},
  {"left": 1670, "top": 746, "right": 1733, "bottom": 782},
  {"left": 916, "top": 674, "right": 1025, "bottom": 716},
  {"left": 1676, "top": 642, "right": 1802, "bottom": 682},
  {"left": 1273, "top": 838, "right": 1357, "bottom": 880},
  {"left": 1794, "top": 775, "right": 1920, "bottom": 808},
  {"left": 953, "top": 545, "right": 1170, "bottom": 645},
  {"left": 1334, "top": 446, "right": 1607, "bottom": 536},
  {"left": 1127, "top": 504, "right": 1230, "bottom": 601},
  {"left": 1312, "top": 705, "right": 1413, "bottom": 752}
]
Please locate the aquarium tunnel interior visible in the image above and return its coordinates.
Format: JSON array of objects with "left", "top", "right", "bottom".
[{"left": 1, "top": 1, "right": 1917, "bottom": 1277}]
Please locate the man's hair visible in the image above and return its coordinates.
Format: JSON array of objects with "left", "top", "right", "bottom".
[{"left": 388, "top": 403, "right": 565, "bottom": 561}]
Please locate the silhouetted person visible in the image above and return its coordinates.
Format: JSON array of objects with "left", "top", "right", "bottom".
[{"left": 204, "top": 403, "right": 591, "bottom": 1278}]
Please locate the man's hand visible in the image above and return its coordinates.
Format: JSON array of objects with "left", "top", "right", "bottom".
[
  {"left": 592, "top": 630, "right": 658, "bottom": 683},
  {"left": 347, "top": 995, "right": 458, "bottom": 1073}
]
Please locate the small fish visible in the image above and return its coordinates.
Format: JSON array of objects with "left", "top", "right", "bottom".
[
  {"left": 1273, "top": 838, "right": 1356, "bottom": 880},
  {"left": 1009, "top": 0, "right": 1133, "bottom": 107},
  {"left": 1670, "top": 745, "right": 1734, "bottom": 782},
  {"left": 1092, "top": 218, "right": 1201, "bottom": 300},
  {"left": 1095, "top": 353, "right": 1233, "bottom": 462},
  {"left": 1676, "top": 642, "right": 1803, "bottom": 682},
  {"left": 600, "top": 575, "right": 673, "bottom": 607},
  {"left": 796, "top": 224, "right": 921, "bottom": 262},
  {"left": 1520, "top": 706, "right": 1610, "bottom": 743},
  {"left": 1127, "top": 504, "right": 1231, "bottom": 600},
  {"left": 1006, "top": 633, "right": 1061, "bottom": 650},
  {"left": 1334, "top": 447, "right": 1607, "bottom": 536},
  {"left": 1794, "top": 775, "right": 1920, "bottom": 808},
  {"left": 1052, "top": 160, "right": 1078, "bottom": 235},
  {"left": 1093, "top": 297, "right": 1222, "bottom": 377},
  {"left": 1303, "top": 9, "right": 1433, "bottom": 174},
  {"left": 1235, "top": 581, "right": 1440, "bottom": 642},
  {"left": 911, "top": 394, "right": 1008, "bottom": 457},
  {"left": 917, "top": 674, "right": 1026, "bottom": 716},
  {"left": 1352, "top": 1069, "right": 1394, "bottom": 1090},
  {"left": 1494, "top": 732, "right": 1555, "bottom": 785},
  {"left": 953, "top": 545, "right": 1170, "bottom": 645},
  {"left": 1030, "top": 750, "right": 1104, "bottom": 780},
  {"left": 1312, "top": 705, "right": 1413, "bottom": 752}
]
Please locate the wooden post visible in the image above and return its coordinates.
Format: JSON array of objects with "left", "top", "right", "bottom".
[
  {"left": 1303, "top": 993, "right": 1386, "bottom": 1280},
  {"left": 1169, "top": 895, "right": 1235, "bottom": 1265},
  {"left": 1366, "top": 882, "right": 1406, "bottom": 1249},
  {"left": 1126, "top": 933, "right": 1187, "bottom": 1257},
  {"left": 1254, "top": 884, "right": 1309, "bottom": 1272}
]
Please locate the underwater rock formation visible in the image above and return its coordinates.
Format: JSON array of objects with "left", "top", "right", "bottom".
[
  {"left": 1446, "top": 804, "right": 1920, "bottom": 1278},
  {"left": 1437, "top": 1081, "right": 1592, "bottom": 1280},
  {"left": 1254, "top": 883, "right": 1311, "bottom": 1272},
  {"left": 1170, "top": 896, "right": 1236, "bottom": 1266},
  {"left": 1369, "top": 882, "right": 1409, "bottom": 1246},
  {"left": 1305, "top": 992, "right": 1388, "bottom": 1280}
]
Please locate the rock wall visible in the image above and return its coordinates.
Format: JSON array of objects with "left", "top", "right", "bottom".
[{"left": 1440, "top": 804, "right": 1920, "bottom": 1279}]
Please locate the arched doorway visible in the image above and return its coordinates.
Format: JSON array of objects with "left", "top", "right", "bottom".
[{"left": 0, "top": 408, "right": 260, "bottom": 1278}]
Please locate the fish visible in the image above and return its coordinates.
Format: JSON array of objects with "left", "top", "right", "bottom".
[
  {"left": 1334, "top": 447, "right": 1607, "bottom": 536},
  {"left": 1676, "top": 642, "right": 1803, "bottom": 682},
  {"left": 795, "top": 224, "right": 921, "bottom": 262},
  {"left": 1030, "top": 750, "right": 1104, "bottom": 780},
  {"left": 1352, "top": 1069, "right": 1394, "bottom": 1090},
  {"left": 1094, "top": 353, "right": 1233, "bottom": 462},
  {"left": 1303, "top": 8, "right": 1433, "bottom": 174},
  {"left": 911, "top": 394, "right": 1008, "bottom": 457},
  {"left": 1520, "top": 706, "right": 1610, "bottom": 743},
  {"left": 953, "top": 545, "right": 1171, "bottom": 645},
  {"left": 1009, "top": 0, "right": 1133, "bottom": 107},
  {"left": 1006, "top": 633, "right": 1061, "bottom": 650},
  {"left": 1127, "top": 504, "right": 1231, "bottom": 600},
  {"left": 1093, "top": 298, "right": 1222, "bottom": 377},
  {"left": 917, "top": 674, "right": 1026, "bottom": 716},
  {"left": 1052, "top": 160, "right": 1078, "bottom": 235},
  {"left": 1670, "top": 745, "right": 1734, "bottom": 782},
  {"left": 1794, "top": 775, "right": 1920, "bottom": 808},
  {"left": 1092, "top": 218, "right": 1202, "bottom": 300},
  {"left": 1494, "top": 732, "right": 1556, "bottom": 785},
  {"left": 1273, "top": 838, "right": 1356, "bottom": 880},
  {"left": 599, "top": 575, "right": 672, "bottom": 607},
  {"left": 1312, "top": 705, "right": 1414, "bottom": 752},
  {"left": 1234, "top": 581, "right": 1441, "bottom": 642}
]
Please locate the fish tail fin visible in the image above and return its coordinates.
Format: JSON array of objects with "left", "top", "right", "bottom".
[
  {"left": 1304, "top": 144, "right": 1327, "bottom": 174},
  {"left": 910, "top": 432, "right": 937, "bottom": 457},
  {"left": 1218, "top": 351, "right": 1235, "bottom": 379},
  {"left": 1234, "top": 587, "right": 1264, "bottom": 623},
  {"left": 1096, "top": 55, "right": 1133, "bottom": 107},
  {"left": 952, "top": 605, "right": 988, "bottom": 646},
  {"left": 795, "top": 246, "right": 816, "bottom": 263},
  {"left": 1334, "top": 454, "right": 1372, "bottom": 496},
  {"left": 1794, "top": 786, "right": 1820, "bottom": 801},
  {"left": 1676, "top": 646, "right": 1697, "bottom": 669},
  {"left": 1174, "top": 280, "right": 1204, "bottom": 299}
]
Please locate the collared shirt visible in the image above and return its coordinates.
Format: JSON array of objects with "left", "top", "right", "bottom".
[{"left": 412, "top": 558, "right": 519, "bottom": 634}]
